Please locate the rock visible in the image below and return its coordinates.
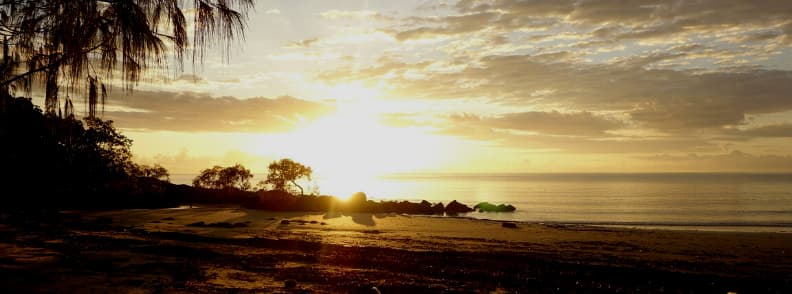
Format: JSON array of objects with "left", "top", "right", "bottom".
[
  {"left": 474, "top": 202, "right": 517, "bottom": 212},
  {"left": 214, "top": 222, "right": 233, "bottom": 228},
  {"left": 418, "top": 200, "right": 434, "bottom": 214},
  {"left": 502, "top": 222, "right": 518, "bottom": 228},
  {"left": 431, "top": 202, "right": 445, "bottom": 214},
  {"left": 280, "top": 219, "right": 290, "bottom": 225},
  {"left": 187, "top": 221, "right": 206, "bottom": 227},
  {"left": 445, "top": 200, "right": 473, "bottom": 215},
  {"left": 284, "top": 279, "right": 297, "bottom": 288},
  {"left": 348, "top": 192, "right": 367, "bottom": 204}
]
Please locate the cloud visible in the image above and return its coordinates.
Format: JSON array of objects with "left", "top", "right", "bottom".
[
  {"left": 446, "top": 0, "right": 792, "bottom": 43},
  {"left": 449, "top": 111, "right": 625, "bottom": 136},
  {"left": 365, "top": 0, "right": 792, "bottom": 69},
  {"left": 104, "top": 90, "right": 335, "bottom": 133},
  {"left": 446, "top": 125, "right": 715, "bottom": 154},
  {"left": 321, "top": 54, "right": 792, "bottom": 135},
  {"left": 376, "top": 110, "right": 711, "bottom": 154},
  {"left": 320, "top": 9, "right": 389, "bottom": 20},
  {"left": 727, "top": 124, "right": 792, "bottom": 139},
  {"left": 390, "top": 11, "right": 503, "bottom": 41},
  {"left": 286, "top": 37, "right": 319, "bottom": 49},
  {"left": 174, "top": 74, "right": 206, "bottom": 83},
  {"left": 636, "top": 151, "right": 792, "bottom": 172}
]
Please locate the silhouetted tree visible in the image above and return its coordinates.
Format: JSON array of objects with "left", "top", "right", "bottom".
[
  {"left": 193, "top": 164, "right": 252, "bottom": 191},
  {"left": 133, "top": 163, "right": 170, "bottom": 181},
  {"left": 0, "top": 0, "right": 254, "bottom": 115},
  {"left": 264, "top": 159, "right": 312, "bottom": 195},
  {"left": 81, "top": 117, "right": 135, "bottom": 175}
]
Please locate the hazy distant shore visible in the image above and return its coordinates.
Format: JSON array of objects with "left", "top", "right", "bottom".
[{"left": 2, "top": 207, "right": 791, "bottom": 293}]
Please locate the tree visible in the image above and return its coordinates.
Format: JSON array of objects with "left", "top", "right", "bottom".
[
  {"left": 192, "top": 163, "right": 252, "bottom": 191},
  {"left": 134, "top": 163, "right": 170, "bottom": 181},
  {"left": 81, "top": 117, "right": 134, "bottom": 175},
  {"left": 0, "top": 0, "right": 253, "bottom": 116},
  {"left": 264, "top": 158, "right": 312, "bottom": 195}
]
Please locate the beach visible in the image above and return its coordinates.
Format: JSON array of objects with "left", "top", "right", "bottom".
[{"left": 2, "top": 207, "right": 791, "bottom": 293}]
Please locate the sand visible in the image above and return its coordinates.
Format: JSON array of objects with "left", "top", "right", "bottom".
[{"left": 2, "top": 207, "right": 792, "bottom": 293}]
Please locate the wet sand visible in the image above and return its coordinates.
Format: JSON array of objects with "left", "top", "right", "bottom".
[{"left": 2, "top": 207, "right": 792, "bottom": 293}]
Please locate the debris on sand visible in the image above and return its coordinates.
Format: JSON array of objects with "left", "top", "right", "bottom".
[{"left": 501, "top": 222, "right": 518, "bottom": 229}]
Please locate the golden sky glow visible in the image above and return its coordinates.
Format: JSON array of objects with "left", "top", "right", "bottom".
[{"left": 40, "top": 0, "right": 792, "bottom": 191}]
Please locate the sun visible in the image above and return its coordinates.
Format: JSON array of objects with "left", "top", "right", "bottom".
[
  {"left": 262, "top": 91, "right": 451, "bottom": 197},
  {"left": 244, "top": 82, "right": 457, "bottom": 198}
]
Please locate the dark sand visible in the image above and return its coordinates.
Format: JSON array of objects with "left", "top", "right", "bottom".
[{"left": 1, "top": 207, "right": 791, "bottom": 293}]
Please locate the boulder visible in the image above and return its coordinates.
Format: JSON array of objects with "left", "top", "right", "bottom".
[
  {"left": 418, "top": 200, "right": 434, "bottom": 214},
  {"left": 186, "top": 221, "right": 206, "bottom": 227},
  {"left": 445, "top": 200, "right": 473, "bottom": 215},
  {"left": 502, "top": 222, "right": 518, "bottom": 228},
  {"left": 474, "top": 202, "right": 517, "bottom": 212},
  {"left": 431, "top": 202, "right": 445, "bottom": 214}
]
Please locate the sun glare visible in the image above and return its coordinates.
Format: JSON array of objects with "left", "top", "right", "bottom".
[{"left": 248, "top": 83, "right": 455, "bottom": 198}]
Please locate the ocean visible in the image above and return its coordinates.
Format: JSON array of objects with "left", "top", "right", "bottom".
[{"left": 170, "top": 173, "right": 792, "bottom": 232}]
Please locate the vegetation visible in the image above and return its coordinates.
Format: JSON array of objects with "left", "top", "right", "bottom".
[
  {"left": 192, "top": 164, "right": 253, "bottom": 191},
  {"left": 133, "top": 163, "right": 170, "bottom": 181},
  {"left": 263, "top": 159, "right": 313, "bottom": 195},
  {"left": 0, "top": 94, "right": 174, "bottom": 207},
  {"left": 0, "top": 1, "right": 253, "bottom": 209},
  {"left": 0, "top": 0, "right": 254, "bottom": 115}
]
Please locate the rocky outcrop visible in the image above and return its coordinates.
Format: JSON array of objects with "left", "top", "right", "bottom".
[
  {"left": 445, "top": 200, "right": 473, "bottom": 215},
  {"left": 474, "top": 202, "right": 516, "bottom": 212}
]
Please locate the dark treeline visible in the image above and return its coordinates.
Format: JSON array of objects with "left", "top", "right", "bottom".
[{"left": 0, "top": 94, "right": 178, "bottom": 208}]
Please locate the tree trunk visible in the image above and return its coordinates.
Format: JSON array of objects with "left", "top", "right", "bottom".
[{"left": 291, "top": 180, "right": 303, "bottom": 196}]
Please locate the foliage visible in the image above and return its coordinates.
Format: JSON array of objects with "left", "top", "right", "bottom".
[
  {"left": 0, "top": 0, "right": 254, "bottom": 115},
  {"left": 264, "top": 158, "right": 313, "bottom": 195},
  {"left": 192, "top": 164, "right": 253, "bottom": 191},
  {"left": 133, "top": 163, "right": 170, "bottom": 181},
  {"left": 0, "top": 94, "right": 172, "bottom": 206},
  {"left": 81, "top": 117, "right": 135, "bottom": 176}
]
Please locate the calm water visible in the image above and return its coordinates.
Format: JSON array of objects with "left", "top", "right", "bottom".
[{"left": 171, "top": 173, "right": 792, "bottom": 232}]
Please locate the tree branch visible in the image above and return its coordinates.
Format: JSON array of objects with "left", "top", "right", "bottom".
[{"left": 1, "top": 41, "right": 108, "bottom": 87}]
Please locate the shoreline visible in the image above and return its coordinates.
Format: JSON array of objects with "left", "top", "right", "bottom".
[
  {"left": 165, "top": 204, "right": 792, "bottom": 234},
  {"left": 3, "top": 207, "right": 792, "bottom": 292},
  {"left": 431, "top": 214, "right": 792, "bottom": 233}
]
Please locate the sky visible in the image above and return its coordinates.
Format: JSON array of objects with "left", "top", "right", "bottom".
[{"left": 74, "top": 0, "right": 792, "bottom": 179}]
